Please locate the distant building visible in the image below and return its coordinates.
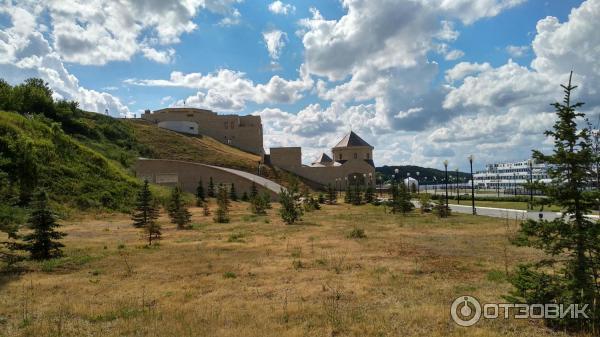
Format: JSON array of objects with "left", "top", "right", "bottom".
[
  {"left": 141, "top": 107, "right": 264, "bottom": 155},
  {"left": 473, "top": 159, "right": 550, "bottom": 189},
  {"left": 268, "top": 131, "right": 376, "bottom": 188}
]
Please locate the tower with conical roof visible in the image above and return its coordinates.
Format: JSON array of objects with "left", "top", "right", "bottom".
[{"left": 331, "top": 131, "right": 374, "bottom": 167}]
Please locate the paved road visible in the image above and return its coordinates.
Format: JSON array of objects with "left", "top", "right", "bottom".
[{"left": 447, "top": 203, "right": 599, "bottom": 221}]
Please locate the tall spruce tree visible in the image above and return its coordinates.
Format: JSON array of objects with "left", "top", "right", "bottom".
[
  {"left": 207, "top": 177, "right": 215, "bottom": 198},
  {"left": 22, "top": 190, "right": 66, "bottom": 260},
  {"left": 508, "top": 73, "right": 600, "bottom": 332},
  {"left": 195, "top": 179, "right": 205, "bottom": 206},
  {"left": 131, "top": 180, "right": 161, "bottom": 245},
  {"left": 213, "top": 184, "right": 230, "bottom": 223},
  {"left": 168, "top": 186, "right": 192, "bottom": 229}
]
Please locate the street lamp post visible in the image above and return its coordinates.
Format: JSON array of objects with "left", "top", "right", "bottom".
[
  {"left": 528, "top": 159, "right": 533, "bottom": 209},
  {"left": 496, "top": 173, "right": 500, "bottom": 197},
  {"left": 468, "top": 155, "right": 476, "bottom": 215},
  {"left": 407, "top": 172, "right": 411, "bottom": 193},
  {"left": 455, "top": 168, "right": 460, "bottom": 204},
  {"left": 444, "top": 160, "right": 449, "bottom": 208},
  {"left": 416, "top": 171, "right": 420, "bottom": 194},
  {"left": 424, "top": 176, "right": 427, "bottom": 193}
]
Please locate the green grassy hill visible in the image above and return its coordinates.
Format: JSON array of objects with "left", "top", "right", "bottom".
[{"left": 0, "top": 111, "right": 140, "bottom": 213}]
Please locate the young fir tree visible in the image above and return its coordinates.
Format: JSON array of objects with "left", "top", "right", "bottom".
[
  {"left": 327, "top": 184, "right": 337, "bottom": 204},
  {"left": 213, "top": 184, "right": 230, "bottom": 223},
  {"left": 279, "top": 179, "right": 303, "bottom": 225},
  {"left": 396, "top": 182, "right": 414, "bottom": 214},
  {"left": 364, "top": 185, "right": 375, "bottom": 204},
  {"left": 262, "top": 192, "right": 272, "bottom": 209},
  {"left": 168, "top": 185, "right": 192, "bottom": 229},
  {"left": 250, "top": 193, "right": 267, "bottom": 215},
  {"left": 229, "top": 183, "right": 238, "bottom": 201},
  {"left": 344, "top": 184, "right": 354, "bottom": 204},
  {"left": 195, "top": 179, "right": 205, "bottom": 206},
  {"left": 207, "top": 177, "right": 215, "bottom": 198},
  {"left": 508, "top": 73, "right": 600, "bottom": 332},
  {"left": 22, "top": 190, "right": 66, "bottom": 260},
  {"left": 318, "top": 193, "right": 326, "bottom": 204},
  {"left": 132, "top": 180, "right": 161, "bottom": 245},
  {"left": 250, "top": 181, "right": 258, "bottom": 199},
  {"left": 241, "top": 191, "right": 249, "bottom": 202},
  {"left": 352, "top": 183, "right": 363, "bottom": 205},
  {"left": 202, "top": 201, "right": 210, "bottom": 216}
]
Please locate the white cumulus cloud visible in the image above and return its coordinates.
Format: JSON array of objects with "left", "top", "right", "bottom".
[{"left": 268, "top": 1, "right": 296, "bottom": 15}]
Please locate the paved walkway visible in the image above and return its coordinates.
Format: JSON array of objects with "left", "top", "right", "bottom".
[
  {"left": 447, "top": 203, "right": 599, "bottom": 221},
  {"left": 412, "top": 200, "right": 598, "bottom": 221}
]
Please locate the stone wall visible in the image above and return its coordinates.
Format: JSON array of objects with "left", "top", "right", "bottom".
[
  {"left": 135, "top": 159, "right": 284, "bottom": 200},
  {"left": 269, "top": 147, "right": 302, "bottom": 169}
]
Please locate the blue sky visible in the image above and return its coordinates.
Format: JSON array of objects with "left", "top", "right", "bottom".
[{"left": 1, "top": 0, "right": 598, "bottom": 169}]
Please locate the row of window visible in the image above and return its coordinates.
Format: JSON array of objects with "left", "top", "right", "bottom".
[{"left": 337, "top": 153, "right": 371, "bottom": 160}]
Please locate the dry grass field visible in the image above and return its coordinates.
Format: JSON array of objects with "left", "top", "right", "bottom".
[{"left": 0, "top": 201, "right": 583, "bottom": 337}]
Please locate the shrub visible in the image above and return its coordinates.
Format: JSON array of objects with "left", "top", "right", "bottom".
[{"left": 347, "top": 228, "right": 366, "bottom": 239}]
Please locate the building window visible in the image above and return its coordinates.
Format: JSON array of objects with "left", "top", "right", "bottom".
[
  {"left": 339, "top": 154, "right": 342, "bottom": 160},
  {"left": 354, "top": 153, "right": 357, "bottom": 159}
]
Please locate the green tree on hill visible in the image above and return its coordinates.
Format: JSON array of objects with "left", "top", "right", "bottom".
[
  {"left": 508, "top": 73, "right": 600, "bottom": 331},
  {"left": 16, "top": 140, "right": 38, "bottom": 205},
  {"left": 131, "top": 180, "right": 160, "bottom": 245},
  {"left": 207, "top": 177, "right": 215, "bottom": 198},
  {"left": 168, "top": 185, "right": 192, "bottom": 230},
  {"left": 213, "top": 184, "right": 230, "bottom": 223},
  {"left": 195, "top": 179, "right": 205, "bottom": 206},
  {"left": 22, "top": 190, "right": 66, "bottom": 260},
  {"left": 0, "top": 172, "right": 26, "bottom": 268}
]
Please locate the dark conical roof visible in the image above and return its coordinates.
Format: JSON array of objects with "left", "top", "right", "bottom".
[
  {"left": 312, "top": 153, "right": 333, "bottom": 164},
  {"left": 333, "top": 131, "right": 372, "bottom": 148}
]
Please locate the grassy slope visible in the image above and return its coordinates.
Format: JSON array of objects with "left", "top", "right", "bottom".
[
  {"left": 125, "top": 119, "right": 262, "bottom": 172},
  {"left": 0, "top": 111, "right": 140, "bottom": 212},
  {"left": 0, "top": 202, "right": 565, "bottom": 337}
]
